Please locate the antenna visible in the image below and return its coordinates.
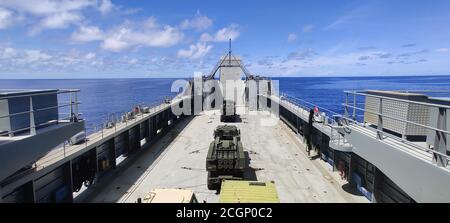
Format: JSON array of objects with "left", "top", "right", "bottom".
[{"left": 228, "top": 38, "right": 232, "bottom": 65}]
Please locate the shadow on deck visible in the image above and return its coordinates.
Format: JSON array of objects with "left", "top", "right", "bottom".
[
  {"left": 76, "top": 115, "right": 195, "bottom": 203},
  {"left": 341, "top": 183, "right": 364, "bottom": 197},
  {"left": 244, "top": 151, "right": 258, "bottom": 181}
]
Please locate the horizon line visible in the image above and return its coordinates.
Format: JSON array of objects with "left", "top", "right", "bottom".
[{"left": 1, "top": 74, "right": 450, "bottom": 80}]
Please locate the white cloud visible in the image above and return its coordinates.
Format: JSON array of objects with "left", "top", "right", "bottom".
[
  {"left": 177, "top": 42, "right": 212, "bottom": 59},
  {"left": 180, "top": 10, "right": 212, "bottom": 31},
  {"left": 325, "top": 16, "right": 350, "bottom": 30},
  {"left": 214, "top": 24, "right": 240, "bottom": 42},
  {"left": 69, "top": 17, "right": 184, "bottom": 52},
  {"left": 98, "top": 0, "right": 115, "bottom": 15},
  {"left": 101, "top": 29, "right": 129, "bottom": 52},
  {"left": 71, "top": 25, "right": 104, "bottom": 42},
  {"left": 128, "top": 58, "right": 138, "bottom": 64},
  {"left": 0, "top": 0, "right": 93, "bottom": 34},
  {"left": 1, "top": 47, "right": 18, "bottom": 59},
  {"left": 39, "top": 11, "right": 81, "bottom": 29},
  {"left": 24, "top": 50, "right": 52, "bottom": 63},
  {"left": 0, "top": 0, "right": 94, "bottom": 15},
  {"left": 84, "top": 52, "right": 96, "bottom": 60},
  {"left": 436, "top": 48, "right": 449, "bottom": 53},
  {"left": 200, "top": 24, "right": 240, "bottom": 42},
  {"left": 287, "top": 48, "right": 316, "bottom": 60},
  {"left": 200, "top": 33, "right": 213, "bottom": 42},
  {"left": 303, "top": 25, "right": 313, "bottom": 33},
  {"left": 324, "top": 5, "right": 370, "bottom": 31},
  {"left": 101, "top": 19, "right": 184, "bottom": 52},
  {"left": 0, "top": 0, "right": 118, "bottom": 33},
  {"left": 0, "top": 7, "right": 12, "bottom": 29},
  {"left": 143, "top": 16, "right": 158, "bottom": 29},
  {"left": 249, "top": 47, "right": 398, "bottom": 75},
  {"left": 0, "top": 46, "right": 105, "bottom": 72},
  {"left": 122, "top": 8, "right": 142, "bottom": 15},
  {"left": 287, "top": 33, "right": 297, "bottom": 43}
]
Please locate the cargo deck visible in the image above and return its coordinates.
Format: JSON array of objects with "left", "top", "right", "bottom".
[{"left": 86, "top": 109, "right": 368, "bottom": 203}]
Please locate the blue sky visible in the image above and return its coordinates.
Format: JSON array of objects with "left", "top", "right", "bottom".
[{"left": 0, "top": 0, "right": 449, "bottom": 78}]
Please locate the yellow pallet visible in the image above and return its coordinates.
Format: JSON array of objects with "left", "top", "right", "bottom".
[{"left": 219, "top": 180, "right": 279, "bottom": 203}]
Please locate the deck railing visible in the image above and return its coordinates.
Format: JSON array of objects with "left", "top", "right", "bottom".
[
  {"left": 38, "top": 93, "right": 186, "bottom": 169},
  {"left": 276, "top": 90, "right": 450, "bottom": 167},
  {"left": 279, "top": 93, "right": 351, "bottom": 148},
  {"left": 343, "top": 90, "right": 450, "bottom": 167},
  {"left": 0, "top": 89, "right": 81, "bottom": 137}
]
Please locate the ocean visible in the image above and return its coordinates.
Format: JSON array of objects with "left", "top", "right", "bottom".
[{"left": 1, "top": 76, "right": 450, "bottom": 132}]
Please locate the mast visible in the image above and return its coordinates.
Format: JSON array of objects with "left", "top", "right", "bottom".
[{"left": 228, "top": 38, "right": 232, "bottom": 65}]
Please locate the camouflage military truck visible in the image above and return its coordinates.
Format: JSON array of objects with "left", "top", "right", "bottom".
[
  {"left": 221, "top": 100, "right": 237, "bottom": 122},
  {"left": 206, "top": 125, "right": 245, "bottom": 190}
]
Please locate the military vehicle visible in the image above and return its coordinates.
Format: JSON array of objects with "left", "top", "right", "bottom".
[
  {"left": 221, "top": 100, "right": 237, "bottom": 122},
  {"left": 206, "top": 125, "right": 245, "bottom": 190}
]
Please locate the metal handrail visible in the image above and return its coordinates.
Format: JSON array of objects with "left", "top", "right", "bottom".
[
  {"left": 388, "top": 90, "right": 450, "bottom": 93},
  {"left": 343, "top": 104, "right": 450, "bottom": 135},
  {"left": 360, "top": 122, "right": 450, "bottom": 159},
  {"left": 333, "top": 115, "right": 450, "bottom": 159},
  {"left": 0, "top": 102, "right": 81, "bottom": 119},
  {"left": 279, "top": 95, "right": 353, "bottom": 148},
  {"left": 345, "top": 90, "right": 450, "bottom": 109},
  {"left": 344, "top": 90, "right": 450, "bottom": 134},
  {"left": 0, "top": 89, "right": 81, "bottom": 137},
  {"left": 277, "top": 92, "right": 450, "bottom": 164},
  {"left": 35, "top": 96, "right": 182, "bottom": 169},
  {"left": 279, "top": 94, "right": 339, "bottom": 127},
  {"left": 343, "top": 90, "right": 450, "bottom": 165},
  {"left": 0, "top": 89, "right": 80, "bottom": 99},
  {"left": 280, "top": 92, "right": 342, "bottom": 117},
  {"left": 0, "top": 120, "right": 58, "bottom": 136}
]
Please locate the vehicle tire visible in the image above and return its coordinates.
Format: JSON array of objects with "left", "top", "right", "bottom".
[
  {"left": 207, "top": 181, "right": 214, "bottom": 190},
  {"left": 216, "top": 182, "right": 222, "bottom": 193},
  {"left": 207, "top": 172, "right": 214, "bottom": 190}
]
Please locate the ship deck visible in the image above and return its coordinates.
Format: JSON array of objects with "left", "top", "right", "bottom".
[{"left": 86, "top": 109, "right": 368, "bottom": 203}]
